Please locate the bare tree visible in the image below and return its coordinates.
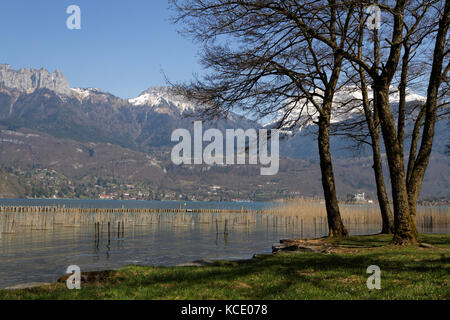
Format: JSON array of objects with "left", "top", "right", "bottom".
[
  {"left": 405, "top": 0, "right": 449, "bottom": 229},
  {"left": 291, "top": 0, "right": 448, "bottom": 244},
  {"left": 170, "top": 0, "right": 448, "bottom": 244},
  {"left": 334, "top": 1, "right": 446, "bottom": 235},
  {"left": 332, "top": 5, "right": 395, "bottom": 233},
  {"left": 170, "top": 0, "right": 355, "bottom": 237}
]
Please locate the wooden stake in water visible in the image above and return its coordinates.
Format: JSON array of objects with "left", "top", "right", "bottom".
[
  {"left": 314, "top": 217, "right": 317, "bottom": 237},
  {"left": 301, "top": 218, "right": 303, "bottom": 239},
  {"left": 94, "top": 222, "right": 100, "bottom": 247},
  {"left": 108, "top": 222, "right": 111, "bottom": 244},
  {"left": 224, "top": 219, "right": 228, "bottom": 235}
]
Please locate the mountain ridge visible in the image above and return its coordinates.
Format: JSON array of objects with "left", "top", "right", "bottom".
[{"left": 0, "top": 64, "right": 447, "bottom": 200}]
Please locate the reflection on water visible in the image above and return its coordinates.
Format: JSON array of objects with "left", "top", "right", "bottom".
[{"left": 0, "top": 200, "right": 448, "bottom": 289}]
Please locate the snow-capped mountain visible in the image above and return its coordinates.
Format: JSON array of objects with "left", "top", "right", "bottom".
[
  {"left": 129, "top": 87, "right": 197, "bottom": 115},
  {"left": 71, "top": 87, "right": 107, "bottom": 99},
  {"left": 0, "top": 64, "right": 447, "bottom": 200},
  {"left": 2, "top": 64, "right": 444, "bottom": 162},
  {"left": 71, "top": 87, "right": 113, "bottom": 102},
  {"left": 266, "top": 85, "right": 427, "bottom": 131}
]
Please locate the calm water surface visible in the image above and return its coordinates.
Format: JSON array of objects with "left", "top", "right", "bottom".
[{"left": 0, "top": 199, "right": 446, "bottom": 288}]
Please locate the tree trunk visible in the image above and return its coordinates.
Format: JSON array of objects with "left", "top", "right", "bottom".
[
  {"left": 406, "top": 108, "right": 425, "bottom": 219},
  {"left": 318, "top": 112, "right": 348, "bottom": 238},
  {"left": 371, "top": 133, "right": 395, "bottom": 234},
  {"left": 406, "top": 0, "right": 449, "bottom": 228},
  {"left": 359, "top": 65, "right": 394, "bottom": 234},
  {"left": 374, "top": 83, "right": 417, "bottom": 244}
]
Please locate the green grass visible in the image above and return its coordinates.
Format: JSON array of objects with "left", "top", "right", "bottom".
[{"left": 1, "top": 234, "right": 449, "bottom": 300}]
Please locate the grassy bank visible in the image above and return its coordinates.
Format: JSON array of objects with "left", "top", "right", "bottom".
[{"left": 1, "top": 234, "right": 449, "bottom": 300}]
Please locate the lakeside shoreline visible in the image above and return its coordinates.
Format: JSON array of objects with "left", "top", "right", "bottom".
[
  {"left": 1, "top": 202, "right": 448, "bottom": 293},
  {"left": 1, "top": 233, "right": 449, "bottom": 299}
]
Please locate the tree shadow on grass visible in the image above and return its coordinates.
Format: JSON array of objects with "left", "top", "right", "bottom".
[
  {"left": 419, "top": 234, "right": 450, "bottom": 246},
  {"left": 330, "top": 234, "right": 393, "bottom": 248},
  {"left": 117, "top": 248, "right": 448, "bottom": 299}
]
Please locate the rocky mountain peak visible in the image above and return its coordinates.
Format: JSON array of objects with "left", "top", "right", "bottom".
[{"left": 0, "top": 64, "right": 71, "bottom": 95}]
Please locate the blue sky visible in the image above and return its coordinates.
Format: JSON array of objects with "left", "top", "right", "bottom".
[{"left": 0, "top": 0, "right": 201, "bottom": 98}]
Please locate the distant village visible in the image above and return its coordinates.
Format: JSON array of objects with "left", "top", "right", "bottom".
[
  {"left": 3, "top": 166, "right": 300, "bottom": 202},
  {"left": 2, "top": 166, "right": 448, "bottom": 206}
]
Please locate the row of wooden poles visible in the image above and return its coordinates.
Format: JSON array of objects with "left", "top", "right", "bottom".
[
  {"left": 0, "top": 208, "right": 327, "bottom": 240},
  {"left": 0, "top": 206, "right": 267, "bottom": 214},
  {"left": 1, "top": 206, "right": 446, "bottom": 241},
  {"left": 0, "top": 205, "right": 269, "bottom": 240}
]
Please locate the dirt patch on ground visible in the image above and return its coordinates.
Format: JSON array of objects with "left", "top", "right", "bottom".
[
  {"left": 337, "top": 275, "right": 361, "bottom": 284},
  {"left": 5, "top": 282, "right": 52, "bottom": 290},
  {"left": 273, "top": 238, "right": 374, "bottom": 254},
  {"left": 232, "top": 282, "right": 251, "bottom": 289}
]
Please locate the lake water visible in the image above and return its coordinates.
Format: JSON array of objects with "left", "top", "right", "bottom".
[
  {"left": 0, "top": 198, "right": 275, "bottom": 210},
  {"left": 0, "top": 199, "right": 446, "bottom": 288}
]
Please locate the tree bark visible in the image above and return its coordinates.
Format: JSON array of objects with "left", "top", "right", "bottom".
[
  {"left": 397, "top": 43, "right": 410, "bottom": 152},
  {"left": 371, "top": 125, "right": 395, "bottom": 234},
  {"left": 374, "top": 82, "right": 417, "bottom": 244},
  {"left": 318, "top": 111, "right": 348, "bottom": 238},
  {"left": 406, "top": 108, "right": 425, "bottom": 219}
]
